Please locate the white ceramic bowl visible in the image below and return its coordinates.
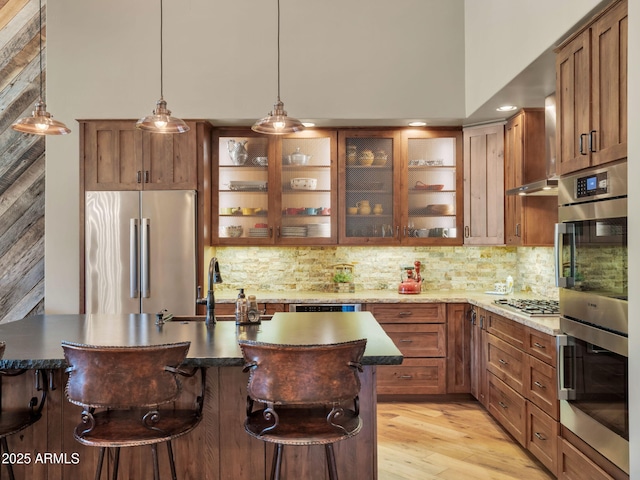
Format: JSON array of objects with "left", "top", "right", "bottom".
[
  {"left": 290, "top": 178, "right": 317, "bottom": 190},
  {"left": 220, "top": 225, "right": 243, "bottom": 238}
]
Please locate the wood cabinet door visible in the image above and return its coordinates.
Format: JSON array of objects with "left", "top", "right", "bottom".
[
  {"left": 82, "top": 120, "right": 143, "bottom": 191},
  {"left": 142, "top": 121, "right": 198, "bottom": 190},
  {"left": 556, "top": 29, "right": 591, "bottom": 175},
  {"left": 446, "top": 303, "right": 471, "bottom": 393},
  {"left": 470, "top": 307, "right": 489, "bottom": 407},
  {"left": 463, "top": 123, "right": 504, "bottom": 245},
  {"left": 504, "top": 115, "right": 523, "bottom": 245},
  {"left": 590, "top": 0, "right": 627, "bottom": 167}
]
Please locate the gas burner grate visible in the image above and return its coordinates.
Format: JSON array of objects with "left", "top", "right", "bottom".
[{"left": 493, "top": 298, "right": 559, "bottom": 316}]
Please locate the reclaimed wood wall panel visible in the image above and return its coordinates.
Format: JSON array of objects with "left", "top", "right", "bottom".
[{"left": 0, "top": 0, "right": 46, "bottom": 323}]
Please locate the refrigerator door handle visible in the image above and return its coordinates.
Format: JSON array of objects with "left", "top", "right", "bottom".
[
  {"left": 130, "top": 219, "right": 139, "bottom": 298},
  {"left": 141, "top": 218, "right": 150, "bottom": 298}
]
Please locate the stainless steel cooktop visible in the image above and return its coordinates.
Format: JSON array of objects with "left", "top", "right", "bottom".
[{"left": 493, "top": 298, "right": 559, "bottom": 317}]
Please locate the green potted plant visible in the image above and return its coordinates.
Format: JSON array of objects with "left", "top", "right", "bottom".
[{"left": 332, "top": 271, "right": 354, "bottom": 293}]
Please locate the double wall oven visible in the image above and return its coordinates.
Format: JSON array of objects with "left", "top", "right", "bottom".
[{"left": 555, "top": 160, "right": 628, "bottom": 474}]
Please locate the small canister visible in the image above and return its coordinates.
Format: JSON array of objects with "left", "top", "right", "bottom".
[{"left": 235, "top": 288, "right": 247, "bottom": 324}]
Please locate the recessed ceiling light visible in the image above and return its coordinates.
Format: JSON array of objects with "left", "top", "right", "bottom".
[
  {"left": 408, "top": 121, "right": 427, "bottom": 127},
  {"left": 496, "top": 105, "right": 517, "bottom": 112},
  {"left": 302, "top": 122, "right": 315, "bottom": 128}
]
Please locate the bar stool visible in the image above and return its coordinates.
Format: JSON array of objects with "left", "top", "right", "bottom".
[
  {"left": 61, "top": 341, "right": 204, "bottom": 480},
  {"left": 239, "top": 338, "right": 367, "bottom": 480},
  {"left": 0, "top": 341, "right": 49, "bottom": 480}
]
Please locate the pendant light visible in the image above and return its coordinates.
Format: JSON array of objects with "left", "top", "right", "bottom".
[
  {"left": 11, "top": 0, "right": 71, "bottom": 136},
  {"left": 136, "top": 0, "right": 189, "bottom": 134},
  {"left": 252, "top": 0, "right": 304, "bottom": 135}
]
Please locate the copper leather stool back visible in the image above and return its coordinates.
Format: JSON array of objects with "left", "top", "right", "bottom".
[
  {"left": 62, "top": 341, "right": 204, "bottom": 480},
  {"left": 239, "top": 338, "right": 366, "bottom": 480},
  {"left": 0, "top": 341, "right": 48, "bottom": 480}
]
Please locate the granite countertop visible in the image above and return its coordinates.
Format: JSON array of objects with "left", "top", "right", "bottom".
[
  {"left": 0, "top": 312, "right": 403, "bottom": 370},
  {"left": 214, "top": 289, "right": 561, "bottom": 335}
]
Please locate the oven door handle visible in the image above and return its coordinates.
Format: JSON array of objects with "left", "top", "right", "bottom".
[
  {"left": 555, "top": 223, "right": 576, "bottom": 288},
  {"left": 557, "top": 334, "right": 577, "bottom": 401}
]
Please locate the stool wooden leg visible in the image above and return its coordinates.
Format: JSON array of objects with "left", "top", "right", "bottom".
[
  {"left": 167, "top": 440, "right": 178, "bottom": 480},
  {"left": 151, "top": 444, "right": 160, "bottom": 480},
  {"left": 270, "top": 444, "right": 284, "bottom": 480},
  {"left": 1, "top": 437, "right": 16, "bottom": 480},
  {"left": 325, "top": 443, "right": 338, "bottom": 480},
  {"left": 111, "top": 447, "right": 120, "bottom": 480}
]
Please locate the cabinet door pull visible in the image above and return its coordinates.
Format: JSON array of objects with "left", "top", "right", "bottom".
[
  {"left": 399, "top": 339, "right": 413, "bottom": 343},
  {"left": 515, "top": 223, "right": 521, "bottom": 237},
  {"left": 137, "top": 171, "right": 142, "bottom": 183},
  {"left": 144, "top": 170, "right": 150, "bottom": 183},
  {"left": 399, "top": 375, "right": 413, "bottom": 380},
  {"left": 498, "top": 358, "right": 508, "bottom": 365},
  {"left": 579, "top": 133, "right": 588, "bottom": 155},
  {"left": 498, "top": 401, "right": 508, "bottom": 409},
  {"left": 589, "top": 130, "right": 597, "bottom": 152},
  {"left": 534, "top": 381, "right": 546, "bottom": 389},
  {"left": 464, "top": 225, "right": 470, "bottom": 238},
  {"left": 533, "top": 342, "right": 546, "bottom": 349},
  {"left": 396, "top": 225, "right": 400, "bottom": 239},
  {"left": 403, "top": 226, "right": 408, "bottom": 238},
  {"left": 398, "top": 311, "right": 414, "bottom": 318},
  {"left": 534, "top": 432, "right": 546, "bottom": 441},
  {"left": 269, "top": 226, "right": 273, "bottom": 238}
]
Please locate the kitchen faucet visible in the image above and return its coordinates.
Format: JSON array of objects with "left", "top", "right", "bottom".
[{"left": 197, "top": 257, "right": 223, "bottom": 325}]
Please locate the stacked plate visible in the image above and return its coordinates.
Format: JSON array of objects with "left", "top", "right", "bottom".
[
  {"left": 306, "top": 223, "right": 331, "bottom": 238},
  {"left": 281, "top": 226, "right": 307, "bottom": 237},
  {"left": 248, "top": 227, "right": 269, "bottom": 238}
]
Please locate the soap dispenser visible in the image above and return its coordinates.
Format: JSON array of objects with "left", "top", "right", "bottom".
[{"left": 235, "top": 289, "right": 247, "bottom": 325}]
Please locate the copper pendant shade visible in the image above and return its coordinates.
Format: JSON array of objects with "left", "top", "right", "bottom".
[
  {"left": 252, "top": 0, "right": 304, "bottom": 135},
  {"left": 11, "top": 0, "right": 71, "bottom": 136},
  {"left": 136, "top": 0, "right": 189, "bottom": 134}
]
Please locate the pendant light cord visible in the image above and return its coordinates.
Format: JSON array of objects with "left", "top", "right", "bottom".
[
  {"left": 276, "top": 0, "right": 280, "bottom": 102},
  {"left": 39, "top": 0, "right": 43, "bottom": 101},
  {"left": 159, "top": 0, "right": 164, "bottom": 100}
]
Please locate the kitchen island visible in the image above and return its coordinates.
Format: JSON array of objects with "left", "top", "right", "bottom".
[{"left": 0, "top": 312, "right": 402, "bottom": 480}]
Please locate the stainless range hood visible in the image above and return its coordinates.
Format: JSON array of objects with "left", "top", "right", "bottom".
[
  {"left": 507, "top": 93, "right": 559, "bottom": 196},
  {"left": 506, "top": 178, "right": 558, "bottom": 196}
]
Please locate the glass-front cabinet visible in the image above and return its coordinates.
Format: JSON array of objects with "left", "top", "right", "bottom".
[
  {"left": 277, "top": 132, "right": 337, "bottom": 244},
  {"left": 338, "top": 130, "right": 400, "bottom": 244},
  {"left": 401, "top": 129, "right": 463, "bottom": 245},
  {"left": 214, "top": 129, "right": 337, "bottom": 245},
  {"left": 215, "top": 127, "right": 461, "bottom": 246}
]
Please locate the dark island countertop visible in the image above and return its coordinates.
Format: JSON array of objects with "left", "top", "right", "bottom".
[{"left": 0, "top": 311, "right": 403, "bottom": 370}]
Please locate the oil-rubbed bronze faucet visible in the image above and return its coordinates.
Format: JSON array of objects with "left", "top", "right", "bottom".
[{"left": 197, "top": 257, "right": 223, "bottom": 325}]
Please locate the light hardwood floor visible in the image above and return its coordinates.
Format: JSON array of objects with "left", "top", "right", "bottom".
[{"left": 377, "top": 399, "right": 555, "bottom": 480}]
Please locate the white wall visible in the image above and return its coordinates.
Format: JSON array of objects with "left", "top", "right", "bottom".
[{"left": 464, "top": 0, "right": 603, "bottom": 116}]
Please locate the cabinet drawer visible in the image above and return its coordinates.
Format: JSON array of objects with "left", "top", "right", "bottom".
[
  {"left": 486, "top": 312, "right": 525, "bottom": 349},
  {"left": 377, "top": 358, "right": 446, "bottom": 395},
  {"left": 487, "top": 372, "right": 526, "bottom": 446},
  {"left": 368, "top": 303, "right": 446, "bottom": 324},
  {"left": 527, "top": 401, "right": 559, "bottom": 476},
  {"left": 382, "top": 324, "right": 446, "bottom": 357},
  {"left": 527, "top": 328, "right": 557, "bottom": 366},
  {"left": 558, "top": 438, "right": 616, "bottom": 480},
  {"left": 486, "top": 334, "right": 526, "bottom": 395},
  {"left": 527, "top": 355, "right": 559, "bottom": 420}
]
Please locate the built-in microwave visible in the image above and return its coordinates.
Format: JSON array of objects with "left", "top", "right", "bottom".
[{"left": 555, "top": 159, "right": 628, "bottom": 474}]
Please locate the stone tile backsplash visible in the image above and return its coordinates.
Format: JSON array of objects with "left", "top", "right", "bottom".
[{"left": 209, "top": 246, "right": 558, "bottom": 299}]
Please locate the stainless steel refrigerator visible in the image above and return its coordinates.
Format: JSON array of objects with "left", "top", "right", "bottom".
[{"left": 85, "top": 190, "right": 196, "bottom": 315}]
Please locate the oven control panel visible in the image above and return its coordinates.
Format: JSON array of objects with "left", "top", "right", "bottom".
[{"left": 576, "top": 171, "right": 608, "bottom": 198}]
